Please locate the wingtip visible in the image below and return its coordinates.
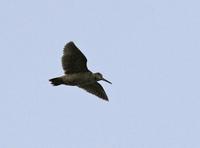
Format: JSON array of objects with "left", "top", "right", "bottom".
[
  {"left": 64, "top": 41, "right": 78, "bottom": 49},
  {"left": 102, "top": 97, "right": 109, "bottom": 102},
  {"left": 68, "top": 41, "right": 74, "bottom": 44}
]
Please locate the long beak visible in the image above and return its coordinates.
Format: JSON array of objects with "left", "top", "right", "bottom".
[{"left": 102, "top": 78, "right": 112, "bottom": 84}]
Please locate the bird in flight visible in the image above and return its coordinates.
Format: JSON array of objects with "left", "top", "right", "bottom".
[{"left": 49, "top": 41, "right": 111, "bottom": 101}]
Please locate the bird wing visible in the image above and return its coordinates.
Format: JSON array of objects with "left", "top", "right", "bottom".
[
  {"left": 62, "top": 41, "right": 89, "bottom": 74},
  {"left": 78, "top": 82, "right": 109, "bottom": 101}
]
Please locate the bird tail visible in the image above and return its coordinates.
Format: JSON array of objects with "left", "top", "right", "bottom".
[{"left": 49, "top": 77, "right": 63, "bottom": 86}]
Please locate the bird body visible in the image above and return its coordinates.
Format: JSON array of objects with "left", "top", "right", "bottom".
[
  {"left": 49, "top": 41, "right": 111, "bottom": 101},
  {"left": 51, "top": 72, "right": 95, "bottom": 86},
  {"left": 63, "top": 72, "right": 95, "bottom": 85}
]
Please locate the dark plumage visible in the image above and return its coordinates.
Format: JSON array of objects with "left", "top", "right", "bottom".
[{"left": 49, "top": 41, "right": 111, "bottom": 101}]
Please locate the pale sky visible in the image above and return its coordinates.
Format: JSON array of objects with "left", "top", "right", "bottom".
[{"left": 0, "top": 0, "right": 200, "bottom": 147}]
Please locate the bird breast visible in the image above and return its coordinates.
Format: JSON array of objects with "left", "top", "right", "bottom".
[{"left": 62, "top": 72, "right": 95, "bottom": 85}]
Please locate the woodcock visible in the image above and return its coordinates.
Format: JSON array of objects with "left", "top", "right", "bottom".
[{"left": 49, "top": 41, "right": 111, "bottom": 101}]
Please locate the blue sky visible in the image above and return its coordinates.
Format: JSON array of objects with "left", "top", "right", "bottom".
[{"left": 0, "top": 0, "right": 200, "bottom": 147}]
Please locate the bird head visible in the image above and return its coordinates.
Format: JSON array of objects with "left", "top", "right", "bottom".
[{"left": 94, "top": 72, "right": 112, "bottom": 84}]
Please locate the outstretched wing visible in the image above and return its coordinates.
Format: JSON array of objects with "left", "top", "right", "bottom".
[
  {"left": 78, "top": 82, "right": 109, "bottom": 101},
  {"left": 62, "top": 41, "right": 89, "bottom": 74}
]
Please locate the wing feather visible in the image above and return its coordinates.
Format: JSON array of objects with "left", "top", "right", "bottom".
[
  {"left": 78, "top": 82, "right": 109, "bottom": 101},
  {"left": 62, "top": 42, "right": 89, "bottom": 74}
]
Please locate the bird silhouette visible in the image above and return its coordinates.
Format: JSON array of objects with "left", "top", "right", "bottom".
[{"left": 49, "top": 41, "right": 111, "bottom": 101}]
